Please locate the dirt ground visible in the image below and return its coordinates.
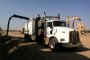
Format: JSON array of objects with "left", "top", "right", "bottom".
[{"left": 0, "top": 31, "right": 90, "bottom": 60}]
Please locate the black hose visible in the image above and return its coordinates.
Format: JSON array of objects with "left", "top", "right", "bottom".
[{"left": 6, "top": 14, "right": 29, "bottom": 36}]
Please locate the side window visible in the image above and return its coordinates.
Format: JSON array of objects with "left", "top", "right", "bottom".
[{"left": 47, "top": 22, "right": 52, "bottom": 28}]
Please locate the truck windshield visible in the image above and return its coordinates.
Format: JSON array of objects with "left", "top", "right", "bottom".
[{"left": 53, "top": 21, "right": 66, "bottom": 27}]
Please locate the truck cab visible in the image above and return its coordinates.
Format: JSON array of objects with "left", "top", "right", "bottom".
[{"left": 45, "top": 19, "right": 82, "bottom": 49}]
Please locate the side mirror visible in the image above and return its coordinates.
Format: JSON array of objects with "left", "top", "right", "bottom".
[{"left": 48, "top": 22, "right": 53, "bottom": 28}]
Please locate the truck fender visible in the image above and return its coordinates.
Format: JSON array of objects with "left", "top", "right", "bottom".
[{"left": 49, "top": 36, "right": 58, "bottom": 43}]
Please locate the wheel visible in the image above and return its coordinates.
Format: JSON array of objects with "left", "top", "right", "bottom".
[
  {"left": 48, "top": 38, "right": 58, "bottom": 50},
  {"left": 24, "top": 34, "right": 32, "bottom": 42}
]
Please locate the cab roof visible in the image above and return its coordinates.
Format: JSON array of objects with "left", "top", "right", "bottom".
[{"left": 46, "top": 19, "right": 66, "bottom": 22}]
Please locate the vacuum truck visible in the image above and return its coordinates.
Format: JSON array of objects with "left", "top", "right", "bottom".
[{"left": 24, "top": 13, "right": 82, "bottom": 50}]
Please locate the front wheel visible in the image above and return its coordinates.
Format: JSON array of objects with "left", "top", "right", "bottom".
[{"left": 48, "top": 38, "right": 58, "bottom": 50}]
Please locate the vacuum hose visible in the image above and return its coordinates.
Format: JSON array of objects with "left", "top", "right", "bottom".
[{"left": 6, "top": 14, "right": 29, "bottom": 36}]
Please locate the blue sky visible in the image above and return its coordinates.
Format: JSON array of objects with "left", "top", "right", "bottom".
[{"left": 0, "top": 0, "right": 90, "bottom": 30}]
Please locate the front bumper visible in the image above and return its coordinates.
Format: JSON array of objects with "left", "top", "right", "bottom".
[{"left": 62, "top": 42, "right": 82, "bottom": 48}]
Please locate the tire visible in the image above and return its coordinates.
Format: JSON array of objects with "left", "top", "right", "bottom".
[
  {"left": 48, "top": 38, "right": 58, "bottom": 50},
  {"left": 24, "top": 34, "right": 32, "bottom": 42}
]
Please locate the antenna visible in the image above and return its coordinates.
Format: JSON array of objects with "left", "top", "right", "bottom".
[
  {"left": 44, "top": 12, "right": 46, "bottom": 17},
  {"left": 38, "top": 14, "right": 40, "bottom": 17},
  {"left": 58, "top": 13, "right": 60, "bottom": 20}
]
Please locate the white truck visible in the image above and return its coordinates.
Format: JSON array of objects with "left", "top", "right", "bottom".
[{"left": 24, "top": 15, "right": 82, "bottom": 50}]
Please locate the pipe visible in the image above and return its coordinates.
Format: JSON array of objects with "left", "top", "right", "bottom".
[{"left": 6, "top": 14, "right": 29, "bottom": 36}]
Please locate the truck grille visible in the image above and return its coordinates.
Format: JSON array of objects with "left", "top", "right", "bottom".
[{"left": 69, "top": 31, "right": 80, "bottom": 44}]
